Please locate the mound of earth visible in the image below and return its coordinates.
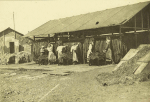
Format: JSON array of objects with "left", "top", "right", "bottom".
[{"left": 96, "top": 45, "right": 150, "bottom": 86}]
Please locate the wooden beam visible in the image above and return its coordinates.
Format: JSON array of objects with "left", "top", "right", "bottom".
[
  {"left": 121, "top": 26, "right": 148, "bottom": 30},
  {"left": 3, "top": 31, "right": 5, "bottom": 54},
  {"left": 68, "top": 32, "right": 69, "bottom": 39},
  {"left": 48, "top": 34, "right": 50, "bottom": 42},
  {"left": 34, "top": 37, "right": 53, "bottom": 38},
  {"left": 82, "top": 32, "right": 85, "bottom": 64},
  {"left": 141, "top": 11, "right": 143, "bottom": 30},
  {"left": 119, "top": 25, "right": 122, "bottom": 34},
  {"left": 111, "top": 26, "right": 115, "bottom": 63},
  {"left": 34, "top": 36, "right": 35, "bottom": 41},
  {"left": 33, "top": 36, "right": 35, "bottom": 59},
  {"left": 148, "top": 12, "right": 150, "bottom": 43},
  {"left": 119, "top": 25, "right": 123, "bottom": 59},
  {"left": 148, "top": 12, "right": 150, "bottom": 31},
  {"left": 134, "top": 16, "right": 138, "bottom": 48},
  {"left": 62, "top": 33, "right": 63, "bottom": 40},
  {"left": 134, "top": 16, "right": 137, "bottom": 32},
  {"left": 62, "top": 38, "right": 84, "bottom": 42},
  {"left": 93, "top": 34, "right": 123, "bottom": 39}
]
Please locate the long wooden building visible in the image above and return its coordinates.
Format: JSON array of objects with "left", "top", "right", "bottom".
[{"left": 25, "top": 1, "right": 150, "bottom": 64}]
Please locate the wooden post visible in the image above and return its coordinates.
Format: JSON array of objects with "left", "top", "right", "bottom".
[
  {"left": 31, "top": 43, "right": 33, "bottom": 61},
  {"left": 68, "top": 32, "right": 69, "bottom": 40},
  {"left": 111, "top": 26, "right": 115, "bottom": 64},
  {"left": 148, "top": 12, "right": 150, "bottom": 43},
  {"left": 54, "top": 33, "right": 57, "bottom": 43},
  {"left": 62, "top": 33, "right": 63, "bottom": 45},
  {"left": 119, "top": 25, "right": 122, "bottom": 59},
  {"left": 134, "top": 16, "right": 138, "bottom": 48},
  {"left": 3, "top": 31, "right": 5, "bottom": 54},
  {"left": 33, "top": 36, "right": 35, "bottom": 58},
  {"left": 34, "top": 36, "right": 35, "bottom": 41},
  {"left": 141, "top": 11, "right": 143, "bottom": 30},
  {"left": 48, "top": 34, "right": 50, "bottom": 43},
  {"left": 148, "top": 13, "right": 150, "bottom": 31},
  {"left": 82, "top": 33, "right": 85, "bottom": 64}
]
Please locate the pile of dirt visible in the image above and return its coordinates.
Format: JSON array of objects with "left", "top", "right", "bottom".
[
  {"left": 0, "top": 51, "right": 31, "bottom": 65},
  {"left": 96, "top": 46, "right": 150, "bottom": 86}
]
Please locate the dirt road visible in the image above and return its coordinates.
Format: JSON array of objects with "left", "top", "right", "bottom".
[{"left": 0, "top": 64, "right": 150, "bottom": 102}]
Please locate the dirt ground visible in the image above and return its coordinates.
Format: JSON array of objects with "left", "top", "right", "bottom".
[{"left": 0, "top": 63, "right": 150, "bottom": 102}]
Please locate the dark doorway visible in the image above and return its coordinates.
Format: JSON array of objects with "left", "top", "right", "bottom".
[
  {"left": 10, "top": 42, "right": 15, "bottom": 53},
  {"left": 19, "top": 45, "right": 24, "bottom": 52}
]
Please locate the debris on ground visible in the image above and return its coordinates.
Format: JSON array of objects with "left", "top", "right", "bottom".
[
  {"left": 96, "top": 46, "right": 150, "bottom": 86},
  {"left": 0, "top": 51, "right": 31, "bottom": 65}
]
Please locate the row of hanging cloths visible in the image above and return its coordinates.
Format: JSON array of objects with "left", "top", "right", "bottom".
[{"left": 86, "top": 37, "right": 113, "bottom": 63}]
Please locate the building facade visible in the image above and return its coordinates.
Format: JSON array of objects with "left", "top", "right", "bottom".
[
  {"left": 0, "top": 27, "right": 33, "bottom": 56},
  {"left": 25, "top": 1, "right": 150, "bottom": 64}
]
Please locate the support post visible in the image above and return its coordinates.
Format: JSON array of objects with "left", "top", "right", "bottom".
[
  {"left": 34, "top": 36, "right": 35, "bottom": 41},
  {"left": 68, "top": 32, "right": 70, "bottom": 40},
  {"left": 3, "top": 31, "right": 5, "bottom": 54},
  {"left": 82, "top": 33, "right": 85, "bottom": 64},
  {"left": 134, "top": 16, "right": 138, "bottom": 48},
  {"left": 148, "top": 12, "right": 150, "bottom": 43},
  {"left": 48, "top": 34, "right": 50, "bottom": 43},
  {"left": 119, "top": 25, "right": 122, "bottom": 59},
  {"left": 33, "top": 36, "right": 35, "bottom": 59},
  {"left": 31, "top": 43, "right": 33, "bottom": 61},
  {"left": 54, "top": 33, "right": 57, "bottom": 43},
  {"left": 141, "top": 11, "right": 143, "bottom": 30},
  {"left": 111, "top": 26, "right": 115, "bottom": 64}
]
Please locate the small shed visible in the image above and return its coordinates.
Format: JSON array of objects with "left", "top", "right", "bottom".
[{"left": 0, "top": 27, "right": 33, "bottom": 56}]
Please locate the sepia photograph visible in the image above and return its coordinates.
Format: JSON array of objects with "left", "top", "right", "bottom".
[{"left": 0, "top": 0, "right": 150, "bottom": 102}]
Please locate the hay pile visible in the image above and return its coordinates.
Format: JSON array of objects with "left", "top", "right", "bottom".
[
  {"left": 62, "top": 52, "right": 72, "bottom": 60},
  {"left": 57, "top": 52, "right": 73, "bottom": 65},
  {"left": 96, "top": 46, "right": 150, "bottom": 86},
  {"left": 0, "top": 53, "right": 14, "bottom": 65},
  {"left": 0, "top": 51, "right": 31, "bottom": 65},
  {"left": 58, "top": 52, "right": 72, "bottom": 60},
  {"left": 15, "top": 51, "right": 31, "bottom": 64}
]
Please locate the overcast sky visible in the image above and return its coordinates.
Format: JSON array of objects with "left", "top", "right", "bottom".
[{"left": 0, "top": 0, "right": 149, "bottom": 35}]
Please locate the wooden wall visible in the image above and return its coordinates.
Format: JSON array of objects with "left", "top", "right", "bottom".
[
  {"left": 0, "top": 33, "right": 5, "bottom": 56},
  {"left": 122, "top": 32, "right": 149, "bottom": 51},
  {"left": 32, "top": 31, "right": 149, "bottom": 64}
]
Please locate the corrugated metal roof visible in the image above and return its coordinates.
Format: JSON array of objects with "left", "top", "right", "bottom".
[{"left": 25, "top": 1, "right": 150, "bottom": 37}]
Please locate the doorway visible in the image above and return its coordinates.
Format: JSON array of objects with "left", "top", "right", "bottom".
[{"left": 10, "top": 42, "right": 15, "bottom": 53}]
